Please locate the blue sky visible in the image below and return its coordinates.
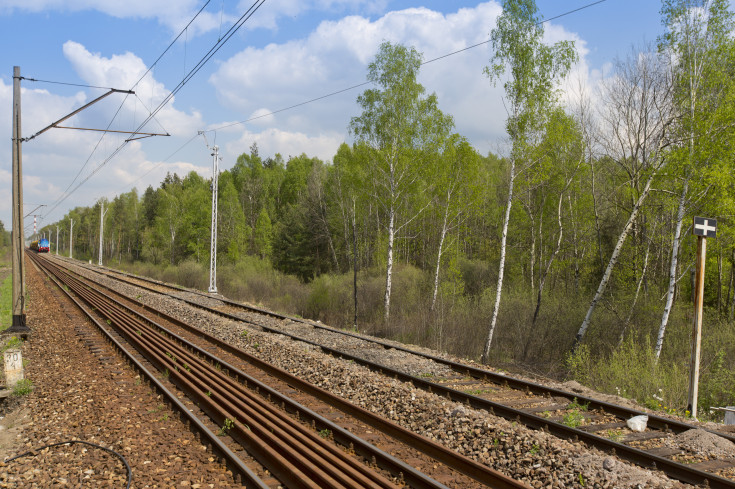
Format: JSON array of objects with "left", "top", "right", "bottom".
[{"left": 0, "top": 0, "right": 668, "bottom": 234}]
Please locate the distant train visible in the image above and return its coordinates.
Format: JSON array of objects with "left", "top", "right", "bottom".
[{"left": 30, "top": 239, "right": 50, "bottom": 253}]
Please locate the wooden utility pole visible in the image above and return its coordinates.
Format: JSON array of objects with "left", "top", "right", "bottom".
[
  {"left": 8, "top": 66, "right": 30, "bottom": 336},
  {"left": 687, "top": 216, "right": 717, "bottom": 419}
]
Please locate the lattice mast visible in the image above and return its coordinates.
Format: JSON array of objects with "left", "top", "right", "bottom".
[{"left": 208, "top": 145, "right": 220, "bottom": 293}]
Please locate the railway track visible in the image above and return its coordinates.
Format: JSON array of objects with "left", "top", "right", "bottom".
[
  {"left": 32, "top": 253, "right": 528, "bottom": 489},
  {"left": 54, "top": 254, "right": 735, "bottom": 488}
]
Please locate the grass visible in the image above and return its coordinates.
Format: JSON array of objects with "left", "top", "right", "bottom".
[
  {"left": 105, "top": 253, "right": 735, "bottom": 419},
  {"left": 2, "top": 336, "right": 23, "bottom": 353},
  {"left": 12, "top": 378, "right": 33, "bottom": 396},
  {"left": 464, "top": 388, "right": 493, "bottom": 396},
  {"left": 562, "top": 409, "right": 585, "bottom": 428},
  {"left": 605, "top": 429, "right": 624, "bottom": 442},
  {"left": 218, "top": 418, "right": 234, "bottom": 436},
  {"left": 0, "top": 274, "right": 12, "bottom": 331}
]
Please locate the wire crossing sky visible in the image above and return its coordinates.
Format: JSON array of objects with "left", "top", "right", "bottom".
[{"left": 0, "top": 0, "right": 665, "bottom": 231}]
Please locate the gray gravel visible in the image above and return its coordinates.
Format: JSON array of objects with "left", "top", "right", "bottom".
[{"left": 65, "top": 259, "right": 693, "bottom": 489}]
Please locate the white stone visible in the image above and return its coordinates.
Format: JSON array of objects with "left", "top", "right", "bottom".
[{"left": 4, "top": 349, "right": 24, "bottom": 387}]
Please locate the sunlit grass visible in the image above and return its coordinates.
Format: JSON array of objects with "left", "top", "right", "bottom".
[{"left": 0, "top": 273, "right": 12, "bottom": 331}]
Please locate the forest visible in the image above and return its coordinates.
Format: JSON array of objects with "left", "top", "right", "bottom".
[{"left": 37, "top": 0, "right": 735, "bottom": 418}]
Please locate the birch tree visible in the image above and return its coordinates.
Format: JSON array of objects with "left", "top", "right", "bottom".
[
  {"left": 575, "top": 48, "right": 675, "bottom": 346},
  {"left": 480, "top": 0, "right": 576, "bottom": 363},
  {"left": 350, "top": 41, "right": 453, "bottom": 324},
  {"left": 655, "top": 0, "right": 735, "bottom": 358},
  {"left": 430, "top": 135, "right": 481, "bottom": 312}
]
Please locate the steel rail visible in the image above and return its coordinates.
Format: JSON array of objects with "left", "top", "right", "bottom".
[
  {"left": 35, "top": 255, "right": 505, "bottom": 489},
  {"left": 35, "top": 256, "right": 405, "bottom": 489},
  {"left": 49, "top": 256, "right": 532, "bottom": 489},
  {"left": 76, "top": 258, "right": 735, "bottom": 444},
  {"left": 27, "top": 253, "right": 270, "bottom": 489},
  {"left": 54, "top": 256, "right": 735, "bottom": 489}
]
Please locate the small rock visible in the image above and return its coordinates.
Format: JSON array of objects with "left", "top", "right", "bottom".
[{"left": 603, "top": 457, "right": 616, "bottom": 471}]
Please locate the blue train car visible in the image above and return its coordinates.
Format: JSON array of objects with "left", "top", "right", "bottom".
[{"left": 30, "top": 239, "right": 50, "bottom": 252}]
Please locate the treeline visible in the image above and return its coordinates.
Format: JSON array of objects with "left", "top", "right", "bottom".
[
  {"left": 0, "top": 221, "right": 10, "bottom": 249},
  {"left": 38, "top": 0, "right": 735, "bottom": 416}
]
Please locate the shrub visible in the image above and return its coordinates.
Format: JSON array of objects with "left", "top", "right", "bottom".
[{"left": 12, "top": 378, "right": 33, "bottom": 396}]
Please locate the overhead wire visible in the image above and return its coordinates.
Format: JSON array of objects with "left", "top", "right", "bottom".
[
  {"left": 44, "top": 93, "right": 133, "bottom": 216},
  {"left": 111, "top": 0, "right": 610, "bottom": 199},
  {"left": 110, "top": 0, "right": 609, "bottom": 201},
  {"left": 44, "top": 0, "right": 604, "bottom": 220},
  {"left": 20, "top": 78, "right": 118, "bottom": 90},
  {"left": 39, "top": 1, "right": 214, "bottom": 220},
  {"left": 205, "top": 0, "right": 607, "bottom": 134},
  {"left": 42, "top": 0, "right": 259, "bottom": 220},
  {"left": 59, "top": 0, "right": 268, "bottom": 196}
]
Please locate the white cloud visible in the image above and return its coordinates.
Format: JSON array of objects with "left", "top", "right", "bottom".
[
  {"left": 0, "top": 40, "right": 210, "bottom": 227},
  {"left": 0, "top": 2, "right": 609, "bottom": 228},
  {"left": 1, "top": 0, "right": 386, "bottom": 35},
  {"left": 1, "top": 0, "right": 225, "bottom": 35},
  {"left": 248, "top": 108, "right": 277, "bottom": 126},
  {"left": 211, "top": 2, "right": 509, "bottom": 155},
  {"left": 225, "top": 127, "right": 343, "bottom": 163},
  {"left": 62, "top": 41, "right": 204, "bottom": 137}
]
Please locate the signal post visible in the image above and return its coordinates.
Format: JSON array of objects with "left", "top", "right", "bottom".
[{"left": 687, "top": 216, "right": 717, "bottom": 419}]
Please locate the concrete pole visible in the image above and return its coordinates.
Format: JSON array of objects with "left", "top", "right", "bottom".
[
  {"left": 70, "top": 218, "right": 74, "bottom": 259},
  {"left": 56, "top": 226, "right": 59, "bottom": 255},
  {"left": 9, "top": 66, "right": 29, "bottom": 335},
  {"left": 98, "top": 201, "right": 105, "bottom": 266},
  {"left": 687, "top": 236, "right": 707, "bottom": 419}
]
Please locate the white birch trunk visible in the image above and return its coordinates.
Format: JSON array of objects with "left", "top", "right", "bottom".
[
  {"left": 656, "top": 178, "right": 689, "bottom": 358},
  {"left": 383, "top": 204, "right": 395, "bottom": 324},
  {"left": 481, "top": 157, "right": 515, "bottom": 363},
  {"left": 431, "top": 201, "right": 450, "bottom": 312},
  {"left": 575, "top": 170, "right": 657, "bottom": 345},
  {"left": 532, "top": 191, "right": 565, "bottom": 326}
]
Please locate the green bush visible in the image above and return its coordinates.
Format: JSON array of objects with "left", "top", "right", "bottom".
[
  {"left": 107, "top": 252, "right": 735, "bottom": 417},
  {"left": 566, "top": 336, "right": 688, "bottom": 413},
  {"left": 0, "top": 274, "right": 11, "bottom": 331},
  {"left": 12, "top": 378, "right": 33, "bottom": 396}
]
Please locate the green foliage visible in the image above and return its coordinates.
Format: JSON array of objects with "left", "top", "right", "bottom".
[
  {"left": 566, "top": 336, "right": 689, "bottom": 411},
  {"left": 29, "top": 32, "right": 735, "bottom": 416},
  {"left": 218, "top": 418, "right": 234, "bottom": 436},
  {"left": 12, "top": 378, "right": 33, "bottom": 396},
  {"left": 0, "top": 274, "right": 12, "bottom": 331},
  {"left": 562, "top": 409, "right": 584, "bottom": 428},
  {"left": 486, "top": 0, "right": 577, "bottom": 143},
  {"left": 2, "top": 336, "right": 23, "bottom": 352},
  {"left": 699, "top": 348, "right": 735, "bottom": 412}
]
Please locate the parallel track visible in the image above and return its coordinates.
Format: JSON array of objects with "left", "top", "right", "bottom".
[
  {"left": 56, "top": 255, "right": 735, "bottom": 489},
  {"left": 35, "top": 253, "right": 529, "bottom": 489}
]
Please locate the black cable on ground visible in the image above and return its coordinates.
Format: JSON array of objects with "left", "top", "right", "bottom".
[{"left": 4, "top": 440, "right": 132, "bottom": 489}]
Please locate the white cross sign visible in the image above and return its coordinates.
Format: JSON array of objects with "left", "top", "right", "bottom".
[{"left": 693, "top": 216, "right": 717, "bottom": 238}]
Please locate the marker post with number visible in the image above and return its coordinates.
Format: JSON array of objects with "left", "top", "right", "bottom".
[{"left": 687, "top": 217, "right": 717, "bottom": 419}]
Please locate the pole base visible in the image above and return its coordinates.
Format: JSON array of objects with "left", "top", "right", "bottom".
[
  {"left": 5, "top": 314, "right": 31, "bottom": 336},
  {"left": 208, "top": 288, "right": 218, "bottom": 294}
]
